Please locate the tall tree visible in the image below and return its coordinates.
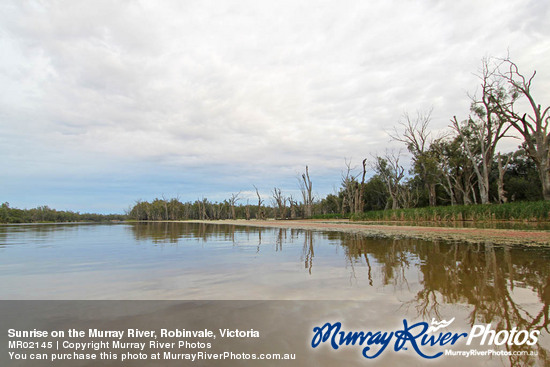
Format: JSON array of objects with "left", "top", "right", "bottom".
[
  {"left": 355, "top": 159, "right": 367, "bottom": 214},
  {"left": 494, "top": 57, "right": 550, "bottom": 200},
  {"left": 253, "top": 185, "right": 265, "bottom": 220},
  {"left": 450, "top": 57, "right": 513, "bottom": 204},
  {"left": 299, "top": 166, "right": 313, "bottom": 218}
]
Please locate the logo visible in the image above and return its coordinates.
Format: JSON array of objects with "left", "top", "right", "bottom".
[{"left": 311, "top": 319, "right": 540, "bottom": 359}]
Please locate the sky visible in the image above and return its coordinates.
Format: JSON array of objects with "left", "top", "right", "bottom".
[{"left": 1, "top": 0, "right": 549, "bottom": 214}]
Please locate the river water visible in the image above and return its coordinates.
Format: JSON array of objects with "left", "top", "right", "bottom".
[{"left": 1, "top": 222, "right": 549, "bottom": 366}]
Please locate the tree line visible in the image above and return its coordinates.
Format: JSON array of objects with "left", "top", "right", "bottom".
[
  {"left": 128, "top": 56, "right": 548, "bottom": 221},
  {"left": 0, "top": 202, "right": 126, "bottom": 223}
]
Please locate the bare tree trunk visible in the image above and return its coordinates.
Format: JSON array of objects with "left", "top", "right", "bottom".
[
  {"left": 541, "top": 159, "right": 550, "bottom": 200},
  {"left": 428, "top": 183, "right": 437, "bottom": 207},
  {"left": 442, "top": 174, "right": 456, "bottom": 206},
  {"left": 355, "top": 159, "right": 367, "bottom": 214},
  {"left": 229, "top": 192, "right": 241, "bottom": 220},
  {"left": 253, "top": 185, "right": 264, "bottom": 220},
  {"left": 497, "top": 153, "right": 512, "bottom": 203},
  {"left": 300, "top": 166, "right": 313, "bottom": 218},
  {"left": 341, "top": 159, "right": 356, "bottom": 214}
]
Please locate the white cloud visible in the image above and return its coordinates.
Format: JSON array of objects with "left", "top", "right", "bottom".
[{"left": 1, "top": 0, "right": 549, "bottom": 211}]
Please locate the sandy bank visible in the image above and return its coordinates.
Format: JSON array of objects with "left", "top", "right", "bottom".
[{"left": 187, "top": 219, "right": 550, "bottom": 245}]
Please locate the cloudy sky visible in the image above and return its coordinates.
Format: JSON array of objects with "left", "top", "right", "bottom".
[{"left": 1, "top": 0, "right": 549, "bottom": 213}]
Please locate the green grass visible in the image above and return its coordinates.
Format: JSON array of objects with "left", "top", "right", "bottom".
[{"left": 350, "top": 201, "right": 550, "bottom": 222}]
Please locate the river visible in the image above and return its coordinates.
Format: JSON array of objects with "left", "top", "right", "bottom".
[{"left": 1, "top": 222, "right": 549, "bottom": 366}]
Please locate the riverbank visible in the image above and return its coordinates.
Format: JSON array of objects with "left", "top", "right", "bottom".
[{"left": 187, "top": 219, "right": 550, "bottom": 245}]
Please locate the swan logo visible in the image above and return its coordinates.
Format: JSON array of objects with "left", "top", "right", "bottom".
[{"left": 427, "top": 318, "right": 455, "bottom": 333}]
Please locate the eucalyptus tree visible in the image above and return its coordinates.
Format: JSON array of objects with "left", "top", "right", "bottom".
[
  {"left": 391, "top": 109, "right": 439, "bottom": 206},
  {"left": 372, "top": 152, "right": 406, "bottom": 210},
  {"left": 430, "top": 136, "right": 477, "bottom": 205},
  {"left": 450, "top": 57, "right": 514, "bottom": 204}
]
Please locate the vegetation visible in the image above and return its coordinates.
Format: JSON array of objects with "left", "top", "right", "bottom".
[
  {"left": 350, "top": 201, "right": 550, "bottom": 222},
  {"left": 0, "top": 203, "right": 125, "bottom": 224}
]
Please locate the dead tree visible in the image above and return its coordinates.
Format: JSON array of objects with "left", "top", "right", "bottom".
[
  {"left": 272, "top": 187, "right": 287, "bottom": 219},
  {"left": 355, "top": 159, "right": 367, "bottom": 214},
  {"left": 493, "top": 57, "right": 550, "bottom": 200},
  {"left": 299, "top": 166, "right": 313, "bottom": 218},
  {"left": 228, "top": 192, "right": 241, "bottom": 219},
  {"left": 341, "top": 159, "right": 357, "bottom": 214},
  {"left": 289, "top": 195, "right": 298, "bottom": 219},
  {"left": 253, "top": 185, "right": 265, "bottom": 220}
]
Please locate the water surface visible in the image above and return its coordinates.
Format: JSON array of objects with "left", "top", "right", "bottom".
[{"left": 1, "top": 222, "right": 549, "bottom": 365}]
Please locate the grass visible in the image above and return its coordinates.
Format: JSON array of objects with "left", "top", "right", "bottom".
[{"left": 350, "top": 201, "right": 550, "bottom": 222}]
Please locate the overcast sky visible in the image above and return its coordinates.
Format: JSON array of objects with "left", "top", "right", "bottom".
[{"left": 1, "top": 0, "right": 549, "bottom": 213}]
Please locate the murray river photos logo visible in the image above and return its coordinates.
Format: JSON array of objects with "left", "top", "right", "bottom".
[{"left": 311, "top": 318, "right": 540, "bottom": 359}]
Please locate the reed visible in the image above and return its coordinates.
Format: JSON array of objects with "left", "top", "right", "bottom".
[{"left": 350, "top": 201, "right": 550, "bottom": 222}]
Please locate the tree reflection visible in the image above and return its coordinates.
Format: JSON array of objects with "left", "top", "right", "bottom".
[
  {"left": 340, "top": 234, "right": 550, "bottom": 366},
  {"left": 129, "top": 222, "right": 253, "bottom": 244},
  {"left": 302, "top": 230, "right": 314, "bottom": 274}
]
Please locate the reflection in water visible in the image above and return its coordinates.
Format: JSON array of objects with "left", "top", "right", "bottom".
[
  {"left": 341, "top": 233, "right": 550, "bottom": 366},
  {"left": 2, "top": 222, "right": 550, "bottom": 365},
  {"left": 0, "top": 223, "right": 99, "bottom": 248}
]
